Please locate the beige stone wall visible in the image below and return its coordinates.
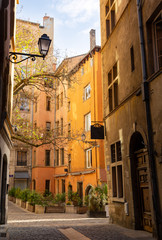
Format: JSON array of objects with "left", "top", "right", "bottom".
[{"left": 100, "top": 0, "right": 162, "bottom": 233}]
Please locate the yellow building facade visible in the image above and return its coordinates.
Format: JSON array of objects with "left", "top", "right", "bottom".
[{"left": 66, "top": 46, "right": 106, "bottom": 201}]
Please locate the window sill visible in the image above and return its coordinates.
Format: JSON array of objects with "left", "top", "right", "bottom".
[{"left": 112, "top": 197, "right": 125, "bottom": 203}]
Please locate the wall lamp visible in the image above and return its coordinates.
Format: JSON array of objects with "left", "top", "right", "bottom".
[{"left": 9, "top": 34, "right": 51, "bottom": 64}]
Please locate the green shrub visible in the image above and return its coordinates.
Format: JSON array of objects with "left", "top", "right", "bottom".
[
  {"left": 9, "top": 187, "right": 16, "bottom": 197},
  {"left": 54, "top": 193, "right": 66, "bottom": 205},
  {"left": 15, "top": 188, "right": 22, "bottom": 199},
  {"left": 28, "top": 191, "right": 43, "bottom": 206},
  {"left": 43, "top": 190, "right": 53, "bottom": 199},
  {"left": 67, "top": 190, "right": 73, "bottom": 201},
  {"left": 20, "top": 189, "right": 30, "bottom": 202},
  {"left": 84, "top": 195, "right": 89, "bottom": 206}
]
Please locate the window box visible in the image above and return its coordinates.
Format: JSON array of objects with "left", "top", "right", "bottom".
[
  {"left": 20, "top": 200, "right": 26, "bottom": 209},
  {"left": 77, "top": 206, "right": 88, "bottom": 214},
  {"left": 45, "top": 205, "right": 65, "bottom": 213},
  {"left": 35, "top": 205, "right": 45, "bottom": 214},
  {"left": 26, "top": 202, "right": 35, "bottom": 212},
  {"left": 65, "top": 205, "right": 77, "bottom": 214}
]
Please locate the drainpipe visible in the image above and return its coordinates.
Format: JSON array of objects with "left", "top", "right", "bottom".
[{"left": 136, "top": 1, "right": 161, "bottom": 239}]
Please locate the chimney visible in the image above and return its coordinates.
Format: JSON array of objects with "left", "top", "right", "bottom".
[{"left": 90, "top": 29, "right": 96, "bottom": 50}]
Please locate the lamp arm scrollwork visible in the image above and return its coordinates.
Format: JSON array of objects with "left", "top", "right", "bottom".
[{"left": 8, "top": 52, "right": 44, "bottom": 64}]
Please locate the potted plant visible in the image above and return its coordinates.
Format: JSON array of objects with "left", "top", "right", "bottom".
[
  {"left": 15, "top": 188, "right": 22, "bottom": 206},
  {"left": 8, "top": 187, "right": 16, "bottom": 202},
  {"left": 77, "top": 198, "right": 88, "bottom": 214},
  {"left": 71, "top": 192, "right": 80, "bottom": 206},
  {"left": 27, "top": 191, "right": 42, "bottom": 212},
  {"left": 88, "top": 184, "right": 108, "bottom": 218},
  {"left": 45, "top": 193, "right": 65, "bottom": 213},
  {"left": 20, "top": 189, "right": 30, "bottom": 208}
]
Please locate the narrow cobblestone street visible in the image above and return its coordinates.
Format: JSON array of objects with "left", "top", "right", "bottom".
[{"left": 7, "top": 201, "right": 154, "bottom": 240}]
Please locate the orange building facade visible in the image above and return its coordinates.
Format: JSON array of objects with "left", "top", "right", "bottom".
[{"left": 53, "top": 44, "right": 107, "bottom": 201}]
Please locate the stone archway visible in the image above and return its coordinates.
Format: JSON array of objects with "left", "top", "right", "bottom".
[
  {"left": 85, "top": 185, "right": 92, "bottom": 196},
  {"left": 0, "top": 154, "right": 7, "bottom": 224},
  {"left": 129, "top": 131, "right": 152, "bottom": 232}
]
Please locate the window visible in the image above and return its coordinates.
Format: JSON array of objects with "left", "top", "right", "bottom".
[
  {"left": 17, "top": 151, "right": 27, "bottom": 166},
  {"left": 60, "top": 148, "right": 64, "bottom": 165},
  {"left": 105, "top": 0, "right": 116, "bottom": 39},
  {"left": 68, "top": 154, "right": 71, "bottom": 172},
  {"left": 20, "top": 94, "right": 29, "bottom": 111},
  {"left": 62, "top": 179, "right": 65, "bottom": 193},
  {"left": 86, "top": 148, "right": 92, "bottom": 168},
  {"left": 130, "top": 46, "right": 135, "bottom": 72},
  {"left": 84, "top": 112, "right": 91, "bottom": 132},
  {"left": 45, "top": 180, "right": 50, "bottom": 192},
  {"left": 108, "top": 62, "right": 118, "bottom": 112},
  {"left": 68, "top": 101, "right": 71, "bottom": 111},
  {"left": 68, "top": 123, "right": 71, "bottom": 139},
  {"left": 46, "top": 96, "right": 51, "bottom": 111},
  {"left": 56, "top": 121, "right": 59, "bottom": 135},
  {"left": 55, "top": 149, "right": 59, "bottom": 166},
  {"left": 111, "top": 141, "right": 123, "bottom": 198},
  {"left": 61, "top": 92, "right": 63, "bottom": 107},
  {"left": 84, "top": 84, "right": 91, "bottom": 101},
  {"left": 56, "top": 95, "right": 59, "bottom": 110},
  {"left": 45, "top": 150, "right": 50, "bottom": 166},
  {"left": 46, "top": 122, "right": 51, "bottom": 132},
  {"left": 61, "top": 118, "right": 63, "bottom": 136},
  {"left": 153, "top": 13, "right": 162, "bottom": 71}
]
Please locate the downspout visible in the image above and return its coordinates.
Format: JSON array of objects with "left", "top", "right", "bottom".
[
  {"left": 136, "top": 1, "right": 161, "bottom": 239},
  {"left": 92, "top": 50, "right": 99, "bottom": 185}
]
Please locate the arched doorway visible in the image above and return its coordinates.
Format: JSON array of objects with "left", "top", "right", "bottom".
[
  {"left": 130, "top": 131, "right": 152, "bottom": 232},
  {"left": 85, "top": 185, "right": 92, "bottom": 196},
  {"left": 0, "top": 154, "right": 7, "bottom": 224}
]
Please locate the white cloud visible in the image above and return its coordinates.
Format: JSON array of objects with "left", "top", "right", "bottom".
[{"left": 52, "top": 0, "right": 99, "bottom": 23}]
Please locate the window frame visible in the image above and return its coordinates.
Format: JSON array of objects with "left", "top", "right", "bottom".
[
  {"left": 17, "top": 151, "right": 27, "bottom": 166},
  {"left": 84, "top": 112, "right": 91, "bottom": 132},
  {"left": 45, "top": 150, "right": 50, "bottom": 166},
  {"left": 152, "top": 13, "right": 162, "bottom": 71},
  {"left": 107, "top": 62, "right": 118, "bottom": 112},
  {"left": 46, "top": 96, "right": 51, "bottom": 111},
  {"left": 105, "top": 0, "right": 116, "bottom": 40},
  {"left": 85, "top": 148, "right": 92, "bottom": 168},
  {"left": 55, "top": 149, "right": 59, "bottom": 166},
  {"left": 84, "top": 83, "right": 91, "bottom": 101},
  {"left": 60, "top": 148, "right": 64, "bottom": 165},
  {"left": 110, "top": 141, "right": 124, "bottom": 201}
]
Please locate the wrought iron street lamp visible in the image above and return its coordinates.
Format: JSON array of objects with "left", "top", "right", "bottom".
[{"left": 9, "top": 34, "right": 51, "bottom": 64}]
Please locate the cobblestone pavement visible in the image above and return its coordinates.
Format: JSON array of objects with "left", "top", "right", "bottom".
[{"left": 7, "top": 201, "right": 154, "bottom": 240}]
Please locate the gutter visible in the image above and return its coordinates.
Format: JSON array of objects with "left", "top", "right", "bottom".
[{"left": 136, "top": 1, "right": 161, "bottom": 239}]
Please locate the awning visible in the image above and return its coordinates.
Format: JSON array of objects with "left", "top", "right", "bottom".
[
  {"left": 14, "top": 171, "right": 29, "bottom": 179},
  {"left": 54, "top": 173, "right": 67, "bottom": 178},
  {"left": 71, "top": 170, "right": 95, "bottom": 176}
]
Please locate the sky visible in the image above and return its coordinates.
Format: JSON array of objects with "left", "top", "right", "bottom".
[{"left": 17, "top": 0, "right": 101, "bottom": 59}]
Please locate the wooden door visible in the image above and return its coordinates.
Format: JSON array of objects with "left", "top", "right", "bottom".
[{"left": 136, "top": 151, "right": 152, "bottom": 232}]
